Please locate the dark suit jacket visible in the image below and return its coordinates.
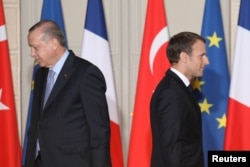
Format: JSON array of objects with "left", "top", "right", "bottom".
[
  {"left": 150, "top": 69, "right": 204, "bottom": 167},
  {"left": 24, "top": 50, "right": 111, "bottom": 167}
]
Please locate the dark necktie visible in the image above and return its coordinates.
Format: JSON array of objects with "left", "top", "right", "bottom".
[{"left": 43, "top": 69, "right": 55, "bottom": 107}]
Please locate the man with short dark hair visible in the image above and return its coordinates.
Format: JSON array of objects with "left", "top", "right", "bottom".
[{"left": 150, "top": 31, "right": 209, "bottom": 167}]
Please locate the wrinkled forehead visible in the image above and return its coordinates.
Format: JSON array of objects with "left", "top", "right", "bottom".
[
  {"left": 28, "top": 28, "right": 45, "bottom": 41},
  {"left": 29, "top": 26, "right": 42, "bottom": 36},
  {"left": 28, "top": 30, "right": 45, "bottom": 46}
]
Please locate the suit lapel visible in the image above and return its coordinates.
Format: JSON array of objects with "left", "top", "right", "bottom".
[
  {"left": 33, "top": 67, "right": 48, "bottom": 117},
  {"left": 43, "top": 52, "right": 76, "bottom": 110},
  {"left": 168, "top": 70, "right": 201, "bottom": 113}
]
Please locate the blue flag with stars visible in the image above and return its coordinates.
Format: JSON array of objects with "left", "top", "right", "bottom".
[{"left": 193, "top": 0, "right": 230, "bottom": 166}]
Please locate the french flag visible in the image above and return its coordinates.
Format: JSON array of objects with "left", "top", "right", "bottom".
[
  {"left": 224, "top": 0, "right": 250, "bottom": 150},
  {"left": 80, "top": 0, "right": 124, "bottom": 166}
]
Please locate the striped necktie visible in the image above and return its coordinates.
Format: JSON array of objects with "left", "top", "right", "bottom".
[{"left": 43, "top": 69, "right": 55, "bottom": 107}]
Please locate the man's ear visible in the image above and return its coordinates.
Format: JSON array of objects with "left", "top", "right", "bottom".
[
  {"left": 50, "top": 38, "right": 59, "bottom": 49},
  {"left": 180, "top": 52, "right": 188, "bottom": 63}
]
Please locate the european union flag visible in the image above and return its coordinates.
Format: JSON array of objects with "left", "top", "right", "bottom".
[
  {"left": 22, "top": 0, "right": 67, "bottom": 165},
  {"left": 193, "top": 0, "right": 230, "bottom": 166}
]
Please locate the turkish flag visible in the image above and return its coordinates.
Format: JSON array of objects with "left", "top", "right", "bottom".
[
  {"left": 127, "top": 0, "right": 170, "bottom": 166},
  {"left": 0, "top": 0, "right": 22, "bottom": 166}
]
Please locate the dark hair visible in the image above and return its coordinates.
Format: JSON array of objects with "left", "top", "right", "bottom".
[
  {"left": 29, "top": 20, "right": 66, "bottom": 47},
  {"left": 167, "top": 31, "right": 206, "bottom": 64}
]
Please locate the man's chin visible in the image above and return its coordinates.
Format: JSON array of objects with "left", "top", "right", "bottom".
[
  {"left": 36, "top": 62, "right": 45, "bottom": 67},
  {"left": 199, "top": 74, "right": 204, "bottom": 77},
  {"left": 196, "top": 72, "right": 204, "bottom": 77}
]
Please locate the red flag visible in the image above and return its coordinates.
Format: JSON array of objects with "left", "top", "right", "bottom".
[
  {"left": 128, "top": 0, "right": 170, "bottom": 166},
  {"left": 0, "top": 0, "right": 22, "bottom": 166},
  {"left": 224, "top": 0, "right": 250, "bottom": 150}
]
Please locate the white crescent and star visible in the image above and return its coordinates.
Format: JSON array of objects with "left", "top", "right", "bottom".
[
  {"left": 149, "top": 26, "right": 169, "bottom": 74},
  {"left": 0, "top": 25, "right": 7, "bottom": 42},
  {"left": 0, "top": 25, "right": 9, "bottom": 111},
  {"left": 0, "top": 88, "right": 10, "bottom": 110}
]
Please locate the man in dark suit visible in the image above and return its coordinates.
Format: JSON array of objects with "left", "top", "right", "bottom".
[
  {"left": 150, "top": 32, "right": 209, "bottom": 167},
  {"left": 24, "top": 20, "right": 111, "bottom": 167}
]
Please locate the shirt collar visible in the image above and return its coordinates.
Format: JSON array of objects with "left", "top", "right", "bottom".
[
  {"left": 50, "top": 50, "right": 69, "bottom": 75},
  {"left": 170, "top": 67, "right": 190, "bottom": 87}
]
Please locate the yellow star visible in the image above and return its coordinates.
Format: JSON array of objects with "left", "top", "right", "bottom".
[
  {"left": 192, "top": 78, "right": 205, "bottom": 92},
  {"left": 199, "top": 98, "right": 213, "bottom": 114},
  {"left": 216, "top": 113, "right": 226, "bottom": 129},
  {"left": 207, "top": 32, "right": 222, "bottom": 48}
]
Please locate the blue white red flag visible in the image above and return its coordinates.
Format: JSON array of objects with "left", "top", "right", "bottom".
[
  {"left": 80, "top": 0, "right": 124, "bottom": 166},
  {"left": 224, "top": 0, "right": 250, "bottom": 150}
]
